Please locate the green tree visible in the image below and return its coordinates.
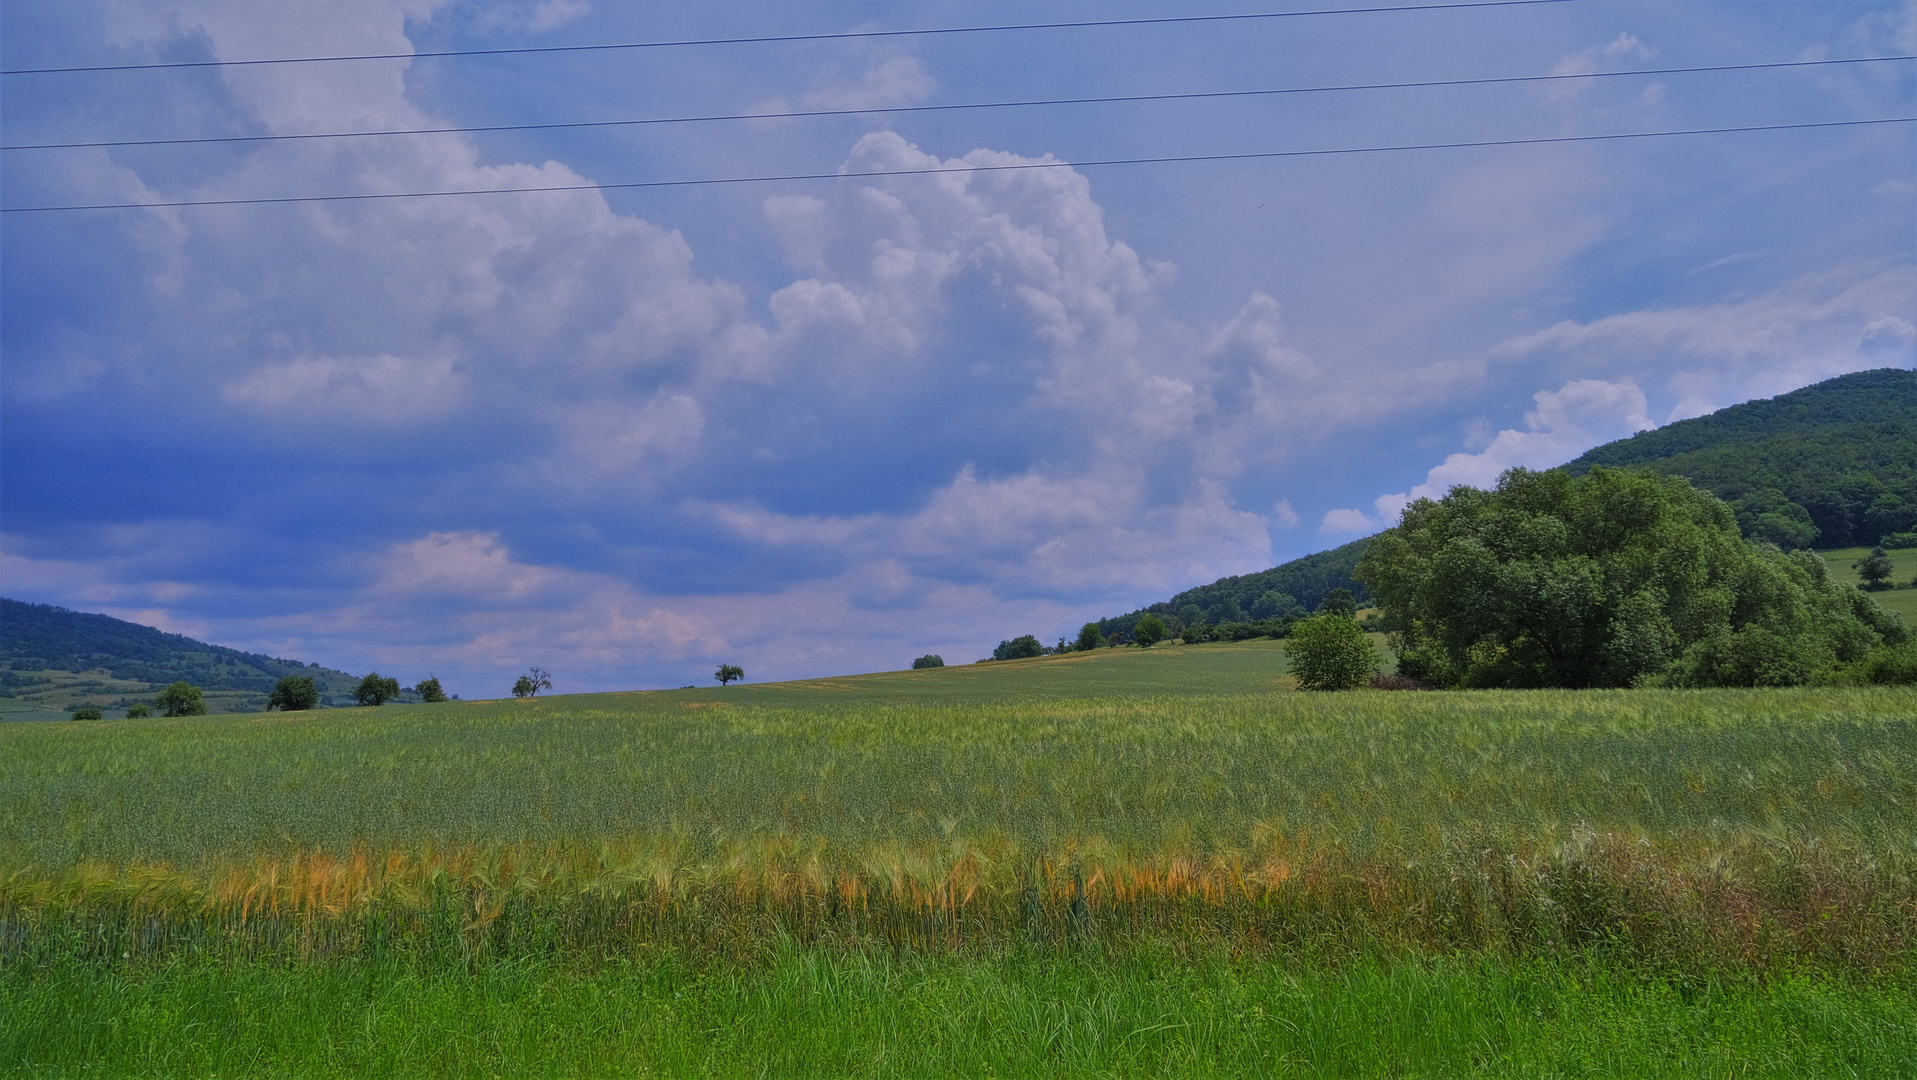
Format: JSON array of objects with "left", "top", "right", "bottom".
[
  {"left": 991, "top": 635, "right": 1044, "bottom": 660},
  {"left": 1317, "top": 588, "right": 1358, "bottom": 618},
  {"left": 69, "top": 706, "right": 103, "bottom": 721},
  {"left": 1357, "top": 467, "right": 1906, "bottom": 689},
  {"left": 123, "top": 703, "right": 152, "bottom": 718},
  {"left": 512, "top": 667, "right": 553, "bottom": 698},
  {"left": 354, "top": 672, "right": 401, "bottom": 706},
  {"left": 1132, "top": 614, "right": 1167, "bottom": 648},
  {"left": 715, "top": 663, "right": 744, "bottom": 685},
  {"left": 1076, "top": 623, "right": 1104, "bottom": 652},
  {"left": 414, "top": 675, "right": 448, "bottom": 703},
  {"left": 1285, "top": 612, "right": 1378, "bottom": 690},
  {"left": 1855, "top": 547, "right": 1895, "bottom": 590},
  {"left": 911, "top": 654, "right": 944, "bottom": 670},
  {"left": 155, "top": 681, "right": 206, "bottom": 717},
  {"left": 267, "top": 675, "right": 321, "bottom": 711}
]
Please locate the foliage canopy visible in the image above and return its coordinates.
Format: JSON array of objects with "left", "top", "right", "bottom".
[
  {"left": 1356, "top": 467, "right": 1905, "bottom": 689},
  {"left": 910, "top": 655, "right": 944, "bottom": 670},
  {"left": 268, "top": 675, "right": 320, "bottom": 711},
  {"left": 414, "top": 675, "right": 447, "bottom": 703},
  {"left": 1284, "top": 613, "right": 1377, "bottom": 690},
  {"left": 355, "top": 672, "right": 401, "bottom": 707},
  {"left": 714, "top": 664, "right": 744, "bottom": 686},
  {"left": 991, "top": 635, "right": 1044, "bottom": 661},
  {"left": 154, "top": 681, "right": 206, "bottom": 717},
  {"left": 1132, "top": 614, "right": 1167, "bottom": 648}
]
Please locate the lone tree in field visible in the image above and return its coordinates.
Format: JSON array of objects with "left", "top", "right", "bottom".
[
  {"left": 911, "top": 654, "right": 944, "bottom": 669},
  {"left": 1855, "top": 547, "right": 1895, "bottom": 590},
  {"left": 267, "top": 675, "right": 320, "bottom": 711},
  {"left": 355, "top": 672, "right": 401, "bottom": 706},
  {"left": 1285, "top": 612, "right": 1378, "bottom": 690},
  {"left": 715, "top": 663, "right": 744, "bottom": 686},
  {"left": 414, "top": 675, "right": 447, "bottom": 703},
  {"left": 155, "top": 681, "right": 206, "bottom": 717},
  {"left": 991, "top": 635, "right": 1044, "bottom": 660},
  {"left": 513, "top": 667, "right": 553, "bottom": 698},
  {"left": 1075, "top": 623, "right": 1104, "bottom": 652},
  {"left": 1132, "top": 613, "right": 1167, "bottom": 648}
]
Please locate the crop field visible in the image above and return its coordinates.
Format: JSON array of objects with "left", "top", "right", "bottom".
[{"left": 4, "top": 650, "right": 1915, "bottom": 1075}]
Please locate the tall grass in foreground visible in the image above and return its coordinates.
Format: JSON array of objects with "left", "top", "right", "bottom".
[
  {"left": 3, "top": 688, "right": 1915, "bottom": 971},
  {"left": 6, "top": 950, "right": 1914, "bottom": 1078}
]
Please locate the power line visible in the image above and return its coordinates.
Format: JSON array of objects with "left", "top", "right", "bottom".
[
  {"left": 6, "top": 117, "right": 1908, "bottom": 214},
  {"left": 1, "top": 0, "right": 1574, "bottom": 75},
  {"left": 7, "top": 54, "right": 1907, "bottom": 152}
]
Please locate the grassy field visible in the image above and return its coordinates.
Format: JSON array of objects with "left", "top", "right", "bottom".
[
  {"left": 4, "top": 644, "right": 1914, "bottom": 1074},
  {"left": 1821, "top": 545, "right": 1917, "bottom": 624}
]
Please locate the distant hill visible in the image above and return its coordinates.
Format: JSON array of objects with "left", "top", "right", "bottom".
[
  {"left": 1088, "top": 367, "right": 1915, "bottom": 640},
  {"left": 1565, "top": 367, "right": 1917, "bottom": 549},
  {"left": 1093, "top": 539, "right": 1370, "bottom": 641},
  {"left": 0, "top": 599, "right": 370, "bottom": 716}
]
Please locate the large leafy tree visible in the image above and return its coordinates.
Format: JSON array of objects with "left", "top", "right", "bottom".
[{"left": 1356, "top": 467, "right": 1904, "bottom": 689}]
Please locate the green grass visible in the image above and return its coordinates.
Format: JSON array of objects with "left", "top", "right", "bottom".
[
  {"left": 5, "top": 652, "right": 1914, "bottom": 1073},
  {"left": 6, "top": 951, "right": 1913, "bottom": 1078},
  {"left": 1820, "top": 546, "right": 1917, "bottom": 624}
]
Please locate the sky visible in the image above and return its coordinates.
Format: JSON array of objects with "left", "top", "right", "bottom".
[{"left": 2, "top": 0, "right": 1913, "bottom": 698}]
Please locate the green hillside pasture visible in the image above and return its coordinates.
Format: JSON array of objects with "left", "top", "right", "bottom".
[
  {"left": 4, "top": 685, "right": 1913, "bottom": 973},
  {"left": 691, "top": 637, "right": 1301, "bottom": 705},
  {"left": 1822, "top": 545, "right": 1917, "bottom": 624}
]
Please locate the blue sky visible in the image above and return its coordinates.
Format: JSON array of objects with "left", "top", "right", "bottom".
[{"left": 3, "top": 0, "right": 1913, "bottom": 697}]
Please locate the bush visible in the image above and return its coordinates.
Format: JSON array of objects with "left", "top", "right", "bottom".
[
  {"left": 991, "top": 635, "right": 1044, "bottom": 661},
  {"left": 1859, "top": 641, "right": 1917, "bottom": 685},
  {"left": 69, "top": 707, "right": 103, "bottom": 721},
  {"left": 267, "top": 675, "right": 321, "bottom": 711},
  {"left": 1882, "top": 531, "right": 1917, "bottom": 550},
  {"left": 1132, "top": 614, "right": 1167, "bottom": 648},
  {"left": 154, "top": 682, "right": 206, "bottom": 717},
  {"left": 1285, "top": 613, "right": 1378, "bottom": 691},
  {"left": 122, "top": 703, "right": 151, "bottom": 718},
  {"left": 911, "top": 655, "right": 944, "bottom": 670}
]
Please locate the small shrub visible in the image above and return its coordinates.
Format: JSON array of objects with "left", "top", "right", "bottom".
[
  {"left": 69, "top": 707, "right": 103, "bottom": 721},
  {"left": 911, "top": 655, "right": 944, "bottom": 670},
  {"left": 122, "top": 703, "right": 152, "bottom": 719},
  {"left": 1882, "top": 531, "right": 1917, "bottom": 550},
  {"left": 1286, "top": 613, "right": 1378, "bottom": 691}
]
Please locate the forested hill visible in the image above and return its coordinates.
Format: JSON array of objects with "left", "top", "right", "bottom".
[
  {"left": 1092, "top": 539, "right": 1370, "bottom": 641},
  {"left": 1565, "top": 367, "right": 1917, "bottom": 549},
  {"left": 0, "top": 598, "right": 358, "bottom": 697},
  {"left": 1086, "top": 367, "right": 1914, "bottom": 642}
]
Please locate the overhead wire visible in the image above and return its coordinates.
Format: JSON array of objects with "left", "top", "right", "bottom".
[
  {"left": 2, "top": 0, "right": 1575, "bottom": 75},
  {"left": 5, "top": 54, "right": 1908, "bottom": 152},
  {"left": 6, "top": 116, "right": 1909, "bottom": 214}
]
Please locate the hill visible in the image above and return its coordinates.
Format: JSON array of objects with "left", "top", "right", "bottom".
[
  {"left": 1565, "top": 367, "right": 1917, "bottom": 548},
  {"left": 0, "top": 599, "right": 369, "bottom": 718},
  {"left": 1092, "top": 539, "right": 1370, "bottom": 641},
  {"left": 1083, "top": 367, "right": 1916, "bottom": 640}
]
